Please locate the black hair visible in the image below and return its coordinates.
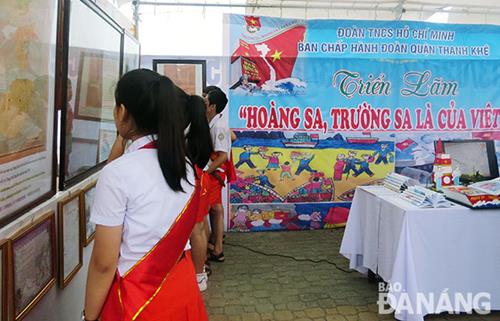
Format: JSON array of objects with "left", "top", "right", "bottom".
[
  {"left": 176, "top": 86, "right": 213, "bottom": 169},
  {"left": 115, "top": 69, "right": 187, "bottom": 192},
  {"left": 203, "top": 85, "right": 221, "bottom": 96},
  {"left": 207, "top": 89, "right": 228, "bottom": 114}
]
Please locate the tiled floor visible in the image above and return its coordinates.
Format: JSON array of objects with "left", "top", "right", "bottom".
[{"left": 203, "top": 229, "right": 500, "bottom": 321}]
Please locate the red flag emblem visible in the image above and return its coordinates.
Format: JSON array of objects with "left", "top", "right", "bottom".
[
  {"left": 396, "top": 138, "right": 416, "bottom": 151},
  {"left": 231, "top": 23, "right": 306, "bottom": 87}
]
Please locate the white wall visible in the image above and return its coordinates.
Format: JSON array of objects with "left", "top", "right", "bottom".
[{"left": 137, "top": 5, "right": 245, "bottom": 56}]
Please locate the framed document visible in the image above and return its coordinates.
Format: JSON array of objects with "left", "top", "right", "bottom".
[
  {"left": 57, "top": 193, "right": 83, "bottom": 288},
  {"left": 122, "top": 31, "right": 141, "bottom": 74},
  {"left": 59, "top": 0, "right": 122, "bottom": 189},
  {"left": 153, "top": 59, "right": 206, "bottom": 96},
  {"left": 0, "top": 0, "right": 58, "bottom": 228},
  {"left": 80, "top": 181, "right": 97, "bottom": 246},
  {"left": 75, "top": 51, "right": 119, "bottom": 122},
  {"left": 97, "top": 128, "right": 116, "bottom": 164},
  {"left": 0, "top": 239, "right": 9, "bottom": 321},
  {"left": 11, "top": 212, "right": 56, "bottom": 321}
]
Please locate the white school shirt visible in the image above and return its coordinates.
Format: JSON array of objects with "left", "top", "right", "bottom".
[
  {"left": 209, "top": 113, "right": 231, "bottom": 154},
  {"left": 90, "top": 135, "right": 194, "bottom": 275}
]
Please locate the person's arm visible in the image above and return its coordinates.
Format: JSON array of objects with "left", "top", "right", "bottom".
[
  {"left": 107, "top": 135, "right": 127, "bottom": 163},
  {"left": 206, "top": 126, "right": 230, "bottom": 174},
  {"left": 84, "top": 225, "right": 122, "bottom": 320},
  {"left": 230, "top": 130, "right": 237, "bottom": 142},
  {"left": 84, "top": 163, "right": 127, "bottom": 320},
  {"left": 206, "top": 151, "right": 228, "bottom": 174}
]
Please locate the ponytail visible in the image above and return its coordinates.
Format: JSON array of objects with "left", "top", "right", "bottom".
[
  {"left": 155, "top": 78, "right": 187, "bottom": 192},
  {"left": 176, "top": 88, "right": 213, "bottom": 170},
  {"left": 115, "top": 69, "right": 188, "bottom": 192}
]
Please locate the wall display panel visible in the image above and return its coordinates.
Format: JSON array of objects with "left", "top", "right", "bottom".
[
  {"left": 61, "top": 0, "right": 121, "bottom": 188},
  {"left": 441, "top": 140, "right": 499, "bottom": 181},
  {"left": 153, "top": 59, "right": 206, "bottom": 96},
  {"left": 11, "top": 212, "right": 56, "bottom": 321},
  {"left": 123, "top": 32, "right": 141, "bottom": 74},
  {"left": 80, "top": 180, "right": 96, "bottom": 246},
  {"left": 57, "top": 193, "right": 83, "bottom": 288},
  {"left": 0, "top": 0, "right": 58, "bottom": 227},
  {"left": 0, "top": 239, "right": 9, "bottom": 321}
]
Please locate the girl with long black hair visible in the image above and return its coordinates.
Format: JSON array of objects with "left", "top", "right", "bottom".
[{"left": 83, "top": 69, "right": 209, "bottom": 321}]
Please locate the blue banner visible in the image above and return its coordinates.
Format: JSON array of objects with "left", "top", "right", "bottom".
[
  {"left": 225, "top": 14, "right": 500, "bottom": 231},
  {"left": 228, "top": 15, "right": 500, "bottom": 132}
]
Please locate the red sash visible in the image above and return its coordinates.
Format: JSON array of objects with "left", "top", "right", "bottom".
[
  {"left": 226, "top": 151, "right": 237, "bottom": 183},
  {"left": 100, "top": 141, "right": 203, "bottom": 321},
  {"left": 210, "top": 151, "right": 237, "bottom": 184}
]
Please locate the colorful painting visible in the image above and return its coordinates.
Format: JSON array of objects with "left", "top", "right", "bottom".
[
  {"left": 230, "top": 131, "right": 394, "bottom": 205},
  {"left": 230, "top": 203, "right": 351, "bottom": 232}
]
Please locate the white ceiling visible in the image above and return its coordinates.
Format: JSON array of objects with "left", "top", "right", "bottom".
[{"left": 123, "top": 0, "right": 500, "bottom": 24}]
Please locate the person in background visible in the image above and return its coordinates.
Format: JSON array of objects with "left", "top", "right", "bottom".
[
  {"left": 177, "top": 87, "right": 214, "bottom": 292},
  {"left": 202, "top": 87, "right": 233, "bottom": 262},
  {"left": 106, "top": 85, "right": 213, "bottom": 293},
  {"left": 83, "top": 69, "right": 208, "bottom": 321}
]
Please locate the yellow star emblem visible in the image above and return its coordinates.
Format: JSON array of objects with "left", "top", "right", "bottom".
[
  {"left": 271, "top": 50, "right": 282, "bottom": 62},
  {"left": 250, "top": 19, "right": 257, "bottom": 25}
]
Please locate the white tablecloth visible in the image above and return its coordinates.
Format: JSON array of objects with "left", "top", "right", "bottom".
[{"left": 340, "top": 186, "right": 500, "bottom": 321}]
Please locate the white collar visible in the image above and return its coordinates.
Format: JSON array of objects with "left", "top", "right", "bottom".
[
  {"left": 209, "top": 113, "right": 223, "bottom": 129},
  {"left": 125, "top": 135, "right": 155, "bottom": 154}
]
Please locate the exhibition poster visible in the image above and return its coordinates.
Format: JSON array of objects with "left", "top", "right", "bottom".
[
  {"left": 226, "top": 15, "right": 500, "bottom": 231},
  {"left": 0, "top": 0, "right": 57, "bottom": 226}
]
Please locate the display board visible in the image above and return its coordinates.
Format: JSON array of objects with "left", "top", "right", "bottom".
[
  {"left": 153, "top": 59, "right": 206, "bottom": 96},
  {"left": 226, "top": 15, "right": 500, "bottom": 231},
  {"left": 60, "top": 0, "right": 122, "bottom": 188},
  {"left": 0, "top": 0, "right": 58, "bottom": 227},
  {"left": 441, "top": 140, "right": 499, "bottom": 179},
  {"left": 123, "top": 31, "right": 141, "bottom": 74}
]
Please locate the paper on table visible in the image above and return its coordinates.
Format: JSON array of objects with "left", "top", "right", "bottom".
[{"left": 360, "top": 185, "right": 399, "bottom": 196}]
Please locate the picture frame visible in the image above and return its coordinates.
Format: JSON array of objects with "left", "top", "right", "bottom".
[
  {"left": 439, "top": 140, "right": 499, "bottom": 183},
  {"left": 74, "top": 51, "right": 119, "bottom": 122},
  {"left": 59, "top": 0, "right": 122, "bottom": 190},
  {"left": 153, "top": 59, "right": 206, "bottom": 96},
  {"left": 96, "top": 128, "right": 117, "bottom": 164},
  {"left": 57, "top": 193, "right": 83, "bottom": 288},
  {"left": 11, "top": 212, "right": 56, "bottom": 321},
  {"left": 122, "top": 31, "right": 141, "bottom": 74},
  {"left": 80, "top": 181, "right": 97, "bottom": 246},
  {"left": 0, "top": 239, "right": 10, "bottom": 321},
  {"left": 0, "top": 0, "right": 59, "bottom": 228}
]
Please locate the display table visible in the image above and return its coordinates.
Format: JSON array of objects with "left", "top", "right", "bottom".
[{"left": 340, "top": 186, "right": 500, "bottom": 321}]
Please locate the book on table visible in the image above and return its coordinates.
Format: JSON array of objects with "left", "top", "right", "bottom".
[
  {"left": 442, "top": 185, "right": 500, "bottom": 209},
  {"left": 468, "top": 177, "right": 500, "bottom": 196}
]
